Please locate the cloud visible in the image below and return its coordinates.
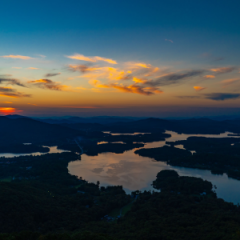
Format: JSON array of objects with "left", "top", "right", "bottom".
[
  {"left": 126, "top": 62, "right": 152, "bottom": 69},
  {"left": 28, "top": 79, "right": 68, "bottom": 91},
  {"left": 0, "top": 78, "right": 25, "bottom": 87},
  {"left": 0, "top": 87, "right": 31, "bottom": 98},
  {"left": 67, "top": 54, "right": 117, "bottom": 64},
  {"left": 146, "top": 70, "right": 205, "bottom": 86},
  {"left": 165, "top": 39, "right": 173, "bottom": 43},
  {"left": 45, "top": 73, "right": 61, "bottom": 77},
  {"left": 27, "top": 67, "right": 39, "bottom": 70},
  {"left": 69, "top": 64, "right": 100, "bottom": 73},
  {"left": 76, "top": 66, "right": 131, "bottom": 81},
  {"left": 1, "top": 55, "right": 32, "bottom": 60},
  {"left": 133, "top": 77, "right": 147, "bottom": 84},
  {"left": 144, "top": 67, "right": 160, "bottom": 77},
  {"left": 204, "top": 75, "right": 215, "bottom": 79},
  {"left": 12, "top": 67, "right": 22, "bottom": 69},
  {"left": 194, "top": 86, "right": 206, "bottom": 91},
  {"left": 109, "top": 84, "right": 163, "bottom": 95},
  {"left": 67, "top": 59, "right": 212, "bottom": 96},
  {"left": 89, "top": 80, "right": 162, "bottom": 95},
  {"left": 221, "top": 78, "right": 240, "bottom": 86},
  {"left": 73, "top": 62, "right": 204, "bottom": 95},
  {"left": 210, "top": 67, "right": 235, "bottom": 73},
  {"left": 204, "top": 93, "right": 240, "bottom": 101}
]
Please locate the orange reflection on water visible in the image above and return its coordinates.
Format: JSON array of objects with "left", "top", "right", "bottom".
[{"left": 68, "top": 131, "right": 240, "bottom": 194}]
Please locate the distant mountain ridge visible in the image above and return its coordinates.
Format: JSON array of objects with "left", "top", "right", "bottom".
[
  {"left": 0, "top": 116, "right": 83, "bottom": 146},
  {"left": 3, "top": 114, "right": 240, "bottom": 136},
  {"left": 34, "top": 116, "right": 143, "bottom": 124}
]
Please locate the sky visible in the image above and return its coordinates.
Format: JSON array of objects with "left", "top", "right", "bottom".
[{"left": 0, "top": 0, "right": 240, "bottom": 117}]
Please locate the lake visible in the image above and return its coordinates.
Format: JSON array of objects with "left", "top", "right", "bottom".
[
  {"left": 68, "top": 131, "right": 240, "bottom": 204},
  {"left": 0, "top": 146, "right": 68, "bottom": 158}
]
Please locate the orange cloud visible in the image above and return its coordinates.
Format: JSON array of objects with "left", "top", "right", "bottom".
[
  {"left": 134, "top": 63, "right": 151, "bottom": 68},
  {"left": 80, "top": 66, "right": 130, "bottom": 81},
  {"left": 126, "top": 62, "right": 152, "bottom": 69},
  {"left": 27, "top": 67, "right": 39, "bottom": 70},
  {"left": 133, "top": 77, "right": 147, "bottom": 84},
  {"left": 110, "top": 84, "right": 163, "bottom": 95},
  {"left": 125, "top": 62, "right": 162, "bottom": 79},
  {"left": 0, "top": 87, "right": 31, "bottom": 98},
  {"left": 210, "top": 67, "right": 235, "bottom": 73},
  {"left": 67, "top": 54, "right": 117, "bottom": 64},
  {"left": 204, "top": 75, "right": 215, "bottom": 79},
  {"left": 89, "top": 79, "right": 162, "bottom": 95},
  {"left": 12, "top": 67, "right": 22, "bottom": 69},
  {"left": 105, "top": 67, "right": 129, "bottom": 80},
  {"left": 28, "top": 79, "right": 69, "bottom": 91},
  {"left": 144, "top": 67, "right": 160, "bottom": 77},
  {"left": 221, "top": 78, "right": 240, "bottom": 86},
  {"left": 1, "top": 55, "right": 32, "bottom": 60},
  {"left": 193, "top": 86, "right": 206, "bottom": 91},
  {"left": 89, "top": 79, "right": 110, "bottom": 88}
]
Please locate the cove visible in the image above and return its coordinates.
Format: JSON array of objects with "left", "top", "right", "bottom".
[{"left": 68, "top": 131, "right": 240, "bottom": 204}]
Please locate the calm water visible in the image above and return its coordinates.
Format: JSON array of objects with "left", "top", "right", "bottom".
[
  {"left": 0, "top": 146, "right": 68, "bottom": 158},
  {"left": 68, "top": 131, "right": 240, "bottom": 204}
]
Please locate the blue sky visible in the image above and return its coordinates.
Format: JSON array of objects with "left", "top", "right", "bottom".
[{"left": 0, "top": 0, "right": 240, "bottom": 117}]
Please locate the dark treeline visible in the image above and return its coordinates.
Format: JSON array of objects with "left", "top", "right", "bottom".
[
  {"left": 1, "top": 167, "right": 240, "bottom": 239},
  {"left": 62, "top": 117, "right": 240, "bottom": 134},
  {"left": 135, "top": 137, "right": 240, "bottom": 180},
  {"left": 58, "top": 142, "right": 144, "bottom": 156},
  {"left": 0, "top": 152, "right": 130, "bottom": 233},
  {"left": 2, "top": 115, "right": 240, "bottom": 239},
  {"left": 0, "top": 117, "right": 83, "bottom": 147},
  {"left": 0, "top": 144, "right": 50, "bottom": 154},
  {"left": 135, "top": 145, "right": 192, "bottom": 161}
]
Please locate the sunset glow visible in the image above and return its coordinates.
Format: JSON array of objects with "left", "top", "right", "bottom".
[
  {"left": 0, "top": 107, "right": 17, "bottom": 115},
  {"left": 0, "top": 0, "right": 239, "bottom": 118}
]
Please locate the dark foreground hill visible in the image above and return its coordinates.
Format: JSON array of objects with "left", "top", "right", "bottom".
[
  {"left": 0, "top": 158, "right": 240, "bottom": 240},
  {"left": 0, "top": 116, "right": 82, "bottom": 146}
]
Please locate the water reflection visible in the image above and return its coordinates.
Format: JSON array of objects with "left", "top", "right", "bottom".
[
  {"left": 97, "top": 141, "right": 126, "bottom": 145},
  {"left": 68, "top": 130, "right": 240, "bottom": 204},
  {"left": 0, "top": 146, "right": 68, "bottom": 158}
]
